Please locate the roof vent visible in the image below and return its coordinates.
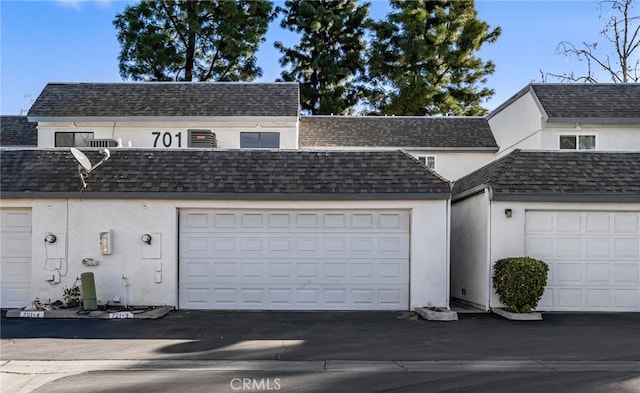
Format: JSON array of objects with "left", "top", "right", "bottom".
[
  {"left": 89, "top": 139, "right": 118, "bottom": 148},
  {"left": 188, "top": 129, "right": 217, "bottom": 148}
]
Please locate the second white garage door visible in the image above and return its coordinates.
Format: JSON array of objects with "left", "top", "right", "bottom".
[
  {"left": 179, "top": 209, "right": 409, "bottom": 310},
  {"left": 0, "top": 209, "right": 32, "bottom": 309},
  {"left": 525, "top": 210, "right": 640, "bottom": 311}
]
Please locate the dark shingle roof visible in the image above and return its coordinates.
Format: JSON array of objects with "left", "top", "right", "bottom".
[
  {"left": 0, "top": 149, "right": 450, "bottom": 199},
  {"left": 490, "top": 83, "right": 640, "bottom": 122},
  {"left": 453, "top": 150, "right": 640, "bottom": 202},
  {"left": 299, "top": 116, "right": 497, "bottom": 149},
  {"left": 27, "top": 82, "right": 299, "bottom": 118},
  {"left": 531, "top": 84, "right": 640, "bottom": 120},
  {"left": 0, "top": 116, "right": 37, "bottom": 146}
]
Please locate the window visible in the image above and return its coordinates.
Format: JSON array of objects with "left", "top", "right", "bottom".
[
  {"left": 240, "top": 132, "right": 280, "bottom": 148},
  {"left": 417, "top": 155, "right": 436, "bottom": 170},
  {"left": 55, "top": 132, "right": 94, "bottom": 147},
  {"left": 559, "top": 135, "right": 596, "bottom": 150}
]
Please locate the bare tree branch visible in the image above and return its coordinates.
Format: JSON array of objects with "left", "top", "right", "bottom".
[{"left": 546, "top": 0, "right": 639, "bottom": 83}]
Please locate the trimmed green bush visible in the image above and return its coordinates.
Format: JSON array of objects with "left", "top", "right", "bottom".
[{"left": 492, "top": 257, "right": 549, "bottom": 313}]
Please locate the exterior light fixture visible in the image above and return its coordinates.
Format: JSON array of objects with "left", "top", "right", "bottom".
[
  {"left": 45, "top": 233, "right": 57, "bottom": 244},
  {"left": 142, "top": 234, "right": 152, "bottom": 244},
  {"left": 505, "top": 209, "right": 513, "bottom": 218}
]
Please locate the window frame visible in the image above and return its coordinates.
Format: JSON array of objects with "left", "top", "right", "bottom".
[
  {"left": 417, "top": 154, "right": 437, "bottom": 170},
  {"left": 54, "top": 132, "right": 94, "bottom": 147},
  {"left": 240, "top": 132, "right": 280, "bottom": 149},
  {"left": 559, "top": 133, "right": 597, "bottom": 150}
]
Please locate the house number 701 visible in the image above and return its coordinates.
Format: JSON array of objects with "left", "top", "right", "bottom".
[{"left": 152, "top": 132, "right": 182, "bottom": 147}]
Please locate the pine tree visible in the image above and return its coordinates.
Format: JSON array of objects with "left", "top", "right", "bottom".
[
  {"left": 113, "top": 0, "right": 275, "bottom": 82},
  {"left": 275, "top": 0, "right": 370, "bottom": 115},
  {"left": 364, "top": 0, "right": 501, "bottom": 116}
]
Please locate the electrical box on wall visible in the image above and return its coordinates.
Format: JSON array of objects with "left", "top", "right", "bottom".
[
  {"left": 44, "top": 232, "right": 67, "bottom": 259},
  {"left": 142, "top": 232, "right": 162, "bottom": 259},
  {"left": 100, "top": 230, "right": 112, "bottom": 255}
]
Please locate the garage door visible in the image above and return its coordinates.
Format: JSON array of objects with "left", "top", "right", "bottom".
[
  {"left": 179, "top": 210, "right": 409, "bottom": 310},
  {"left": 525, "top": 211, "right": 640, "bottom": 311},
  {"left": 0, "top": 209, "right": 32, "bottom": 309}
]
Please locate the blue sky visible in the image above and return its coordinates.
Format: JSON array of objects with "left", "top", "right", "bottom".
[{"left": 1, "top": 0, "right": 612, "bottom": 115}]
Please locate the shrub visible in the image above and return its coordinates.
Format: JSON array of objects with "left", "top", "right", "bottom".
[
  {"left": 492, "top": 257, "right": 549, "bottom": 313},
  {"left": 63, "top": 285, "right": 81, "bottom": 308}
]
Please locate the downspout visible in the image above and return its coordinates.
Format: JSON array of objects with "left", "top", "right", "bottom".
[
  {"left": 485, "top": 186, "right": 493, "bottom": 312},
  {"left": 445, "top": 196, "right": 451, "bottom": 310}
]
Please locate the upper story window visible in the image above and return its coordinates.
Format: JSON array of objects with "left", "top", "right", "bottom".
[
  {"left": 240, "top": 132, "right": 280, "bottom": 149},
  {"left": 559, "top": 134, "right": 596, "bottom": 150},
  {"left": 55, "top": 132, "right": 94, "bottom": 147},
  {"left": 417, "top": 155, "right": 436, "bottom": 170}
]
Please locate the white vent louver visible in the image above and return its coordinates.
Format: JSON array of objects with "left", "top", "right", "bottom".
[
  {"left": 89, "top": 139, "right": 118, "bottom": 148},
  {"left": 188, "top": 130, "right": 217, "bottom": 148}
]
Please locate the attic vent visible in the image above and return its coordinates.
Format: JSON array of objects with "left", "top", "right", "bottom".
[
  {"left": 188, "top": 129, "right": 217, "bottom": 148},
  {"left": 89, "top": 139, "right": 118, "bottom": 148}
]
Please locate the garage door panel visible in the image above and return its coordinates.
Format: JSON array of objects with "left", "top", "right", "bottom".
[
  {"left": 526, "top": 210, "right": 640, "bottom": 311},
  {"left": 614, "top": 290, "right": 640, "bottom": 308},
  {"left": 614, "top": 214, "right": 639, "bottom": 233},
  {"left": 180, "top": 209, "right": 409, "bottom": 310},
  {"left": 585, "top": 263, "right": 610, "bottom": 284},
  {"left": 558, "top": 213, "right": 582, "bottom": 232},
  {"left": 614, "top": 238, "right": 639, "bottom": 258},
  {"left": 614, "top": 264, "right": 639, "bottom": 284},
  {"left": 585, "top": 213, "right": 611, "bottom": 233}
]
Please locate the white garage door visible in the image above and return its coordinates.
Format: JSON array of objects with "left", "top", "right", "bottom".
[
  {"left": 179, "top": 209, "right": 409, "bottom": 310},
  {"left": 525, "top": 211, "right": 640, "bottom": 311},
  {"left": 0, "top": 209, "right": 32, "bottom": 309}
]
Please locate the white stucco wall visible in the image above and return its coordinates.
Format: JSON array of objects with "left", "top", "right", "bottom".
[
  {"left": 450, "top": 191, "right": 490, "bottom": 310},
  {"left": 36, "top": 119, "right": 298, "bottom": 149},
  {"left": 406, "top": 150, "right": 496, "bottom": 180},
  {"left": 487, "top": 201, "right": 640, "bottom": 309},
  {"left": 0, "top": 197, "right": 450, "bottom": 310},
  {"left": 488, "top": 91, "right": 544, "bottom": 155}
]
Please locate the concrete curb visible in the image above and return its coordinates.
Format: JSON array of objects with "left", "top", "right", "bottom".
[
  {"left": 415, "top": 307, "right": 459, "bottom": 321},
  {"left": 492, "top": 308, "right": 543, "bottom": 321},
  {"left": 4, "top": 306, "right": 173, "bottom": 320}
]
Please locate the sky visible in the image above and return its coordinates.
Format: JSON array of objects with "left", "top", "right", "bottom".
[{"left": 0, "top": 0, "right": 622, "bottom": 115}]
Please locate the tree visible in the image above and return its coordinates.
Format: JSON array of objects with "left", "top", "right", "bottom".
[
  {"left": 275, "top": 0, "right": 370, "bottom": 115},
  {"left": 113, "top": 0, "right": 275, "bottom": 82},
  {"left": 363, "top": 0, "right": 501, "bottom": 116},
  {"left": 545, "top": 0, "right": 639, "bottom": 83}
]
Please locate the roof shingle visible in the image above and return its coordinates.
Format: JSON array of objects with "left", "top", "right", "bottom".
[
  {"left": 0, "top": 149, "right": 450, "bottom": 199},
  {"left": 299, "top": 116, "right": 497, "bottom": 149},
  {"left": 452, "top": 150, "right": 640, "bottom": 202},
  {"left": 0, "top": 116, "right": 37, "bottom": 146},
  {"left": 27, "top": 82, "right": 300, "bottom": 118}
]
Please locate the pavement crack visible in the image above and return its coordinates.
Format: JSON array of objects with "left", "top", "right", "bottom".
[
  {"left": 393, "top": 360, "right": 408, "bottom": 372},
  {"left": 536, "top": 360, "right": 559, "bottom": 372}
]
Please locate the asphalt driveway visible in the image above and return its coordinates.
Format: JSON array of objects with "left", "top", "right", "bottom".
[{"left": 2, "top": 310, "right": 639, "bottom": 362}]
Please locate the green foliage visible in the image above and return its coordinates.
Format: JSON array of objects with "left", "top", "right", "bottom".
[
  {"left": 275, "top": 0, "right": 369, "bottom": 115},
  {"left": 492, "top": 257, "right": 549, "bottom": 313},
  {"left": 364, "top": 0, "right": 501, "bottom": 116},
  {"left": 63, "top": 285, "right": 81, "bottom": 308},
  {"left": 113, "top": 0, "right": 275, "bottom": 81}
]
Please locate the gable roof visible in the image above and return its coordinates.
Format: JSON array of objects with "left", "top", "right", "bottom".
[
  {"left": 299, "top": 116, "right": 498, "bottom": 150},
  {"left": 0, "top": 149, "right": 450, "bottom": 200},
  {"left": 452, "top": 150, "right": 640, "bottom": 202},
  {"left": 489, "top": 83, "right": 640, "bottom": 123},
  {"left": 27, "top": 82, "right": 299, "bottom": 120},
  {"left": 0, "top": 116, "right": 37, "bottom": 147}
]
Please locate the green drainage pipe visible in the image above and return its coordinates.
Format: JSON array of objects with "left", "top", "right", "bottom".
[{"left": 81, "top": 272, "right": 98, "bottom": 310}]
